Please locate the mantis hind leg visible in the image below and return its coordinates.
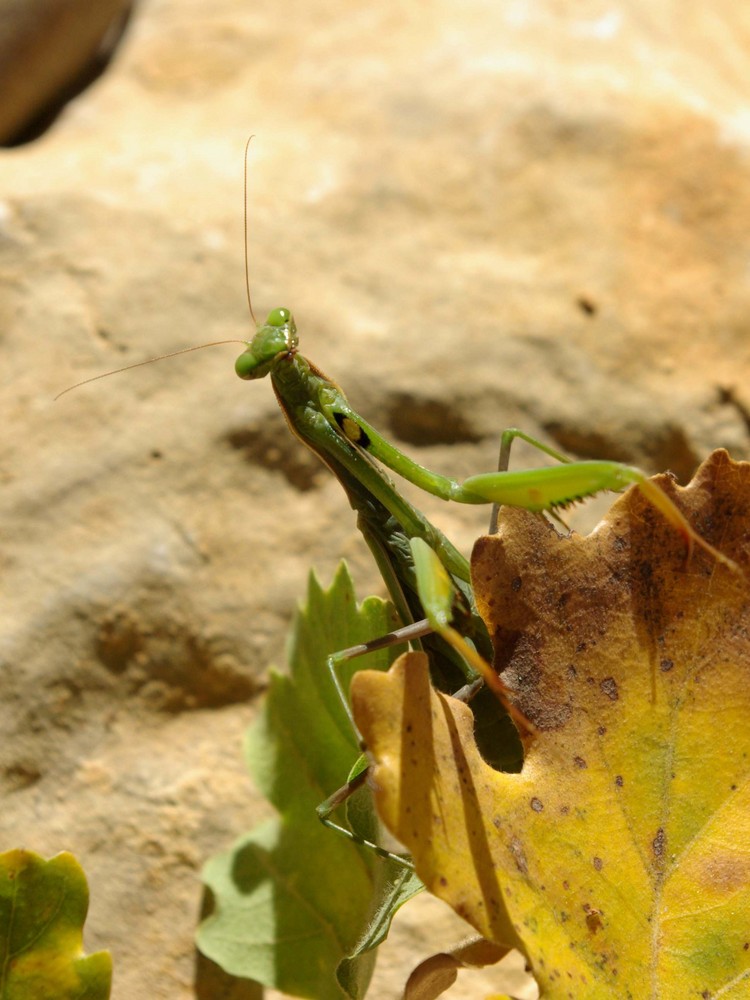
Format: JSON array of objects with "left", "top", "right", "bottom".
[
  {"left": 320, "top": 538, "right": 511, "bottom": 861},
  {"left": 319, "top": 648, "right": 488, "bottom": 865},
  {"left": 316, "top": 759, "right": 414, "bottom": 869},
  {"left": 497, "top": 427, "right": 574, "bottom": 470},
  {"left": 322, "top": 612, "right": 438, "bottom": 865},
  {"left": 488, "top": 427, "right": 574, "bottom": 534}
]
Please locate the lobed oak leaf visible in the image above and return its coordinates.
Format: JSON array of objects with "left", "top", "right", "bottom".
[
  {"left": 0, "top": 850, "right": 112, "bottom": 1000},
  {"left": 351, "top": 450, "right": 750, "bottom": 999}
]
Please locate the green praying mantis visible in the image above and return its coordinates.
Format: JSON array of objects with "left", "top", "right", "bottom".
[
  {"left": 234, "top": 306, "right": 734, "bottom": 574},
  {"left": 57, "top": 225, "right": 738, "bottom": 866},
  {"left": 59, "top": 309, "right": 739, "bottom": 739},
  {"left": 231, "top": 305, "right": 738, "bottom": 861}
]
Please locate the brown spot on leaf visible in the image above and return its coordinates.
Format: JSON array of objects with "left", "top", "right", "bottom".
[
  {"left": 698, "top": 854, "right": 750, "bottom": 894},
  {"left": 600, "top": 677, "right": 619, "bottom": 701},
  {"left": 653, "top": 828, "right": 666, "bottom": 859},
  {"left": 508, "top": 836, "right": 528, "bottom": 875},
  {"left": 583, "top": 903, "right": 603, "bottom": 933},
  {"left": 530, "top": 797, "right": 544, "bottom": 812}
]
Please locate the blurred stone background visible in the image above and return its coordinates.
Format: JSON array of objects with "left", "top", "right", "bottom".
[{"left": 1, "top": 1, "right": 749, "bottom": 997}]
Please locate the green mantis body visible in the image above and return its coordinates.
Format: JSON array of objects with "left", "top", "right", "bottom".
[
  {"left": 61, "top": 302, "right": 735, "bottom": 871},
  {"left": 236, "top": 309, "right": 472, "bottom": 583},
  {"left": 234, "top": 305, "right": 737, "bottom": 861},
  {"left": 235, "top": 307, "right": 732, "bottom": 570},
  {"left": 235, "top": 309, "right": 501, "bottom": 708}
]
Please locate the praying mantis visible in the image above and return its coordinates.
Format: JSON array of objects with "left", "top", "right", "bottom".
[
  {"left": 58, "top": 300, "right": 737, "bottom": 848},
  {"left": 58, "top": 248, "right": 737, "bottom": 867},
  {"left": 234, "top": 306, "right": 733, "bottom": 575},
  {"left": 233, "top": 305, "right": 737, "bottom": 860}
]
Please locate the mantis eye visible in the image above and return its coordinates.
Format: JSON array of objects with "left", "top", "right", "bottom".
[
  {"left": 235, "top": 349, "right": 258, "bottom": 379},
  {"left": 267, "top": 307, "right": 292, "bottom": 327}
]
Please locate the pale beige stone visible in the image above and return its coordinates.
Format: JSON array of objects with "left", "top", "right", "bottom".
[{"left": 1, "top": 1, "right": 749, "bottom": 997}]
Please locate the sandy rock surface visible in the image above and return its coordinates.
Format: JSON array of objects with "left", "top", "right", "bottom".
[{"left": 1, "top": 1, "right": 750, "bottom": 997}]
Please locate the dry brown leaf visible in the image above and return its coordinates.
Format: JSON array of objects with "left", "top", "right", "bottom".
[{"left": 402, "top": 938, "right": 511, "bottom": 1000}]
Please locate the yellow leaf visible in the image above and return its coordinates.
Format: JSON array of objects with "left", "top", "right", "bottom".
[{"left": 351, "top": 450, "right": 750, "bottom": 998}]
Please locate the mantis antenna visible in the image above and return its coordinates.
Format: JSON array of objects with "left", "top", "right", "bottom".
[
  {"left": 54, "top": 340, "right": 248, "bottom": 400},
  {"left": 56, "top": 138, "right": 262, "bottom": 401},
  {"left": 244, "top": 134, "right": 257, "bottom": 326}
]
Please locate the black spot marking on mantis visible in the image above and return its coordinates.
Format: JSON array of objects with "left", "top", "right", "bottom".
[{"left": 334, "top": 412, "right": 371, "bottom": 448}]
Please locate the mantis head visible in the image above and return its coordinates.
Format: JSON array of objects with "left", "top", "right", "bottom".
[{"left": 235, "top": 307, "right": 298, "bottom": 380}]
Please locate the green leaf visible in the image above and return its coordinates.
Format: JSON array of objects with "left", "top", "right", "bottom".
[
  {"left": 0, "top": 849, "right": 112, "bottom": 1000},
  {"left": 198, "top": 563, "right": 415, "bottom": 999},
  {"left": 336, "top": 865, "right": 424, "bottom": 996}
]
